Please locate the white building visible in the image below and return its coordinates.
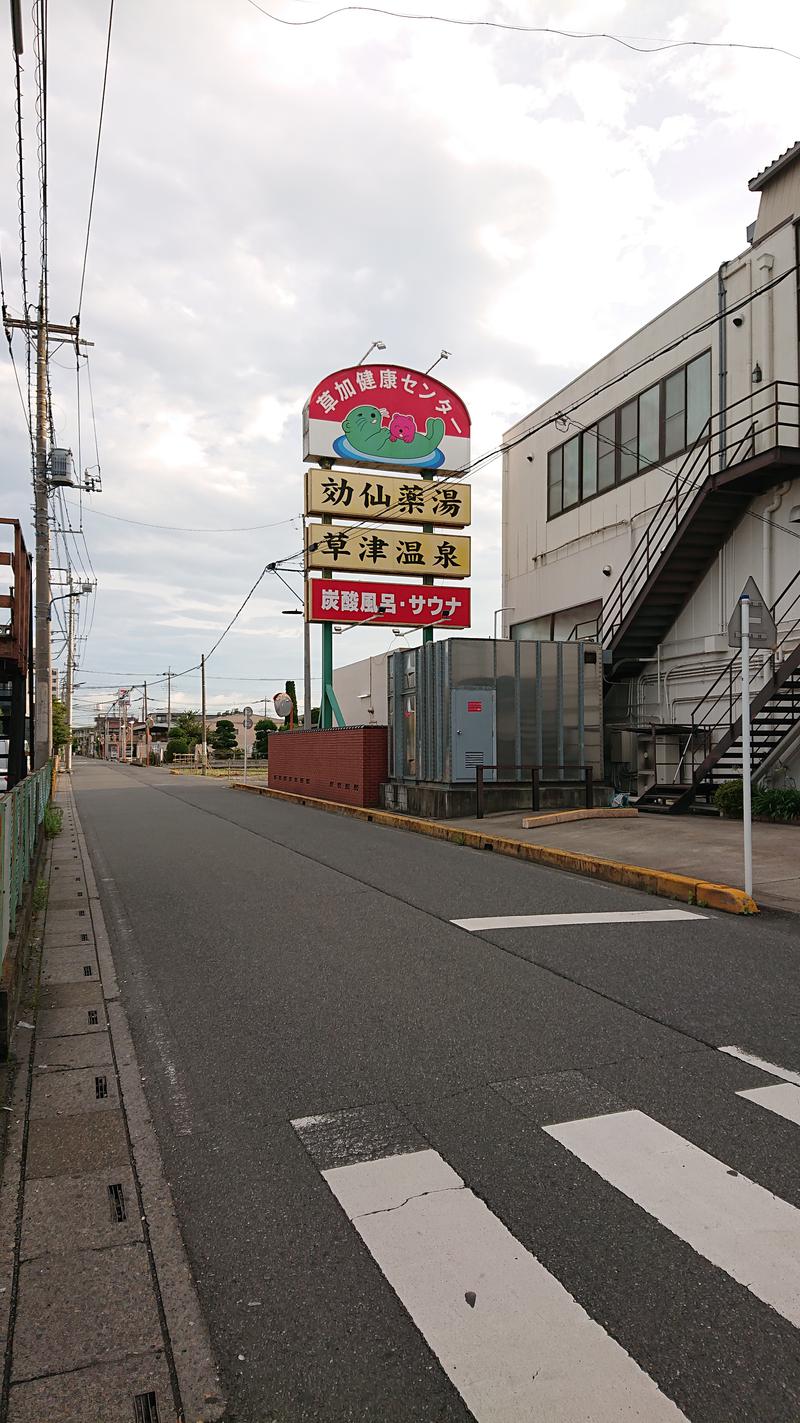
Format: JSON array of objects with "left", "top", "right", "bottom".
[
  {"left": 502, "top": 143, "right": 800, "bottom": 805},
  {"left": 333, "top": 650, "right": 391, "bottom": 725}
]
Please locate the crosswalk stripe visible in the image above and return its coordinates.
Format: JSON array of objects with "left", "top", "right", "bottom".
[
  {"left": 319, "top": 1145, "right": 688, "bottom": 1421},
  {"left": 451, "top": 909, "right": 705, "bottom": 930},
  {"left": 545, "top": 1108, "right": 800, "bottom": 1328},
  {"left": 737, "top": 1082, "right": 800, "bottom": 1126},
  {"left": 719, "top": 1044, "right": 800, "bottom": 1087}
]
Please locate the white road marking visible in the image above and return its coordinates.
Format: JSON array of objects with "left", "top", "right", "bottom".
[
  {"left": 319, "top": 1146, "right": 687, "bottom": 1421},
  {"left": 545, "top": 1108, "right": 800, "bottom": 1328},
  {"left": 451, "top": 909, "right": 705, "bottom": 931},
  {"left": 719, "top": 1045, "right": 800, "bottom": 1087},
  {"left": 737, "top": 1082, "right": 800, "bottom": 1127}
]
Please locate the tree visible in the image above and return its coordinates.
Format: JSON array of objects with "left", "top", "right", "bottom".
[
  {"left": 311, "top": 706, "right": 320, "bottom": 726},
  {"left": 285, "top": 680, "right": 298, "bottom": 725},
  {"left": 210, "top": 718, "right": 237, "bottom": 753},
  {"left": 254, "top": 717, "right": 276, "bottom": 756},
  {"left": 174, "top": 711, "right": 202, "bottom": 749},
  {"left": 164, "top": 736, "right": 189, "bottom": 763},
  {"left": 52, "top": 697, "right": 70, "bottom": 751}
]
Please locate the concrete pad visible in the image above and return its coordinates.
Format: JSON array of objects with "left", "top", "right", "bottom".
[
  {"left": 38, "top": 981, "right": 103, "bottom": 1009},
  {"left": 41, "top": 926, "right": 96, "bottom": 950},
  {"left": 21, "top": 1167, "right": 142, "bottom": 1259},
  {"left": 35, "top": 1033, "right": 113, "bottom": 1070},
  {"left": 30, "top": 1066, "right": 119, "bottom": 1118},
  {"left": 45, "top": 907, "right": 92, "bottom": 937},
  {"left": 41, "top": 953, "right": 99, "bottom": 986},
  {"left": 37, "top": 1006, "right": 107, "bottom": 1038},
  {"left": 12, "top": 1244, "right": 162, "bottom": 1380},
  {"left": 8, "top": 1354, "right": 173, "bottom": 1423},
  {"left": 26, "top": 1111, "right": 128, "bottom": 1178}
]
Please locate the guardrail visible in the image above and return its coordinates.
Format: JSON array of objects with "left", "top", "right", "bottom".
[
  {"left": 0, "top": 761, "right": 52, "bottom": 968},
  {"left": 475, "top": 764, "right": 594, "bottom": 819}
]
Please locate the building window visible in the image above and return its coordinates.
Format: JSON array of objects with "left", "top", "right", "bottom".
[{"left": 545, "top": 350, "right": 711, "bottom": 519}]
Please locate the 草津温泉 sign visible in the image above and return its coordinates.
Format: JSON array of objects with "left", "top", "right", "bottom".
[
  {"left": 306, "top": 523, "right": 470, "bottom": 579},
  {"left": 305, "top": 467, "right": 470, "bottom": 527},
  {"left": 303, "top": 365, "right": 470, "bottom": 474},
  {"left": 307, "top": 578, "right": 471, "bottom": 628}
]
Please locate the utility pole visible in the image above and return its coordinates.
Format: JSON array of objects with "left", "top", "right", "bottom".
[
  {"left": 143, "top": 681, "right": 150, "bottom": 766},
  {"left": 200, "top": 654, "right": 207, "bottom": 774},
  {"left": 4, "top": 306, "right": 93, "bottom": 769},
  {"left": 64, "top": 583, "right": 75, "bottom": 774},
  {"left": 162, "top": 667, "right": 172, "bottom": 733},
  {"left": 740, "top": 593, "right": 753, "bottom": 898}
]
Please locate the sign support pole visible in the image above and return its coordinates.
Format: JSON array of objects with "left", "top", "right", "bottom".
[
  {"left": 740, "top": 593, "right": 753, "bottom": 897},
  {"left": 321, "top": 507, "right": 333, "bottom": 729},
  {"left": 421, "top": 472, "right": 434, "bottom": 647}
]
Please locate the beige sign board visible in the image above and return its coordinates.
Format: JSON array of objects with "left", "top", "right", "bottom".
[
  {"left": 306, "top": 523, "right": 471, "bottom": 579},
  {"left": 305, "top": 467, "right": 471, "bottom": 528}
]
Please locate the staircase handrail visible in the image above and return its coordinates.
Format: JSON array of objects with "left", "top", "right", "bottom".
[
  {"left": 599, "top": 380, "right": 799, "bottom": 651},
  {"left": 690, "top": 563, "right": 800, "bottom": 738}
]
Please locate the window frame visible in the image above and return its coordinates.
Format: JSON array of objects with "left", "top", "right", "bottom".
[{"left": 544, "top": 347, "right": 712, "bottom": 522}]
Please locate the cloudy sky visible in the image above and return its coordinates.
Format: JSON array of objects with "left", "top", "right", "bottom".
[{"left": 1, "top": 0, "right": 798, "bottom": 722}]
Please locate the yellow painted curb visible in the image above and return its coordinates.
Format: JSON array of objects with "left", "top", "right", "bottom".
[{"left": 231, "top": 782, "right": 758, "bottom": 915}]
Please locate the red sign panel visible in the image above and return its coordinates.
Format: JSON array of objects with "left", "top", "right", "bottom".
[
  {"left": 467, "top": 701, "right": 482, "bottom": 712},
  {"left": 308, "top": 578, "right": 470, "bottom": 629}
]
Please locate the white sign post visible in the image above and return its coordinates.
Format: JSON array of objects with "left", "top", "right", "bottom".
[{"left": 739, "top": 596, "right": 753, "bottom": 897}]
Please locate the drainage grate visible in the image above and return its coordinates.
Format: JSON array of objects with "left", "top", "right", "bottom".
[
  {"left": 95, "top": 1075, "right": 108, "bottom": 1100},
  {"left": 80, "top": 933, "right": 89, "bottom": 942},
  {"left": 83, "top": 965, "right": 93, "bottom": 977},
  {"left": 78, "top": 909, "right": 86, "bottom": 917},
  {"left": 133, "top": 1391, "right": 160, "bottom": 1423},
  {"left": 108, "top": 1182, "right": 127, "bottom": 1222},
  {"left": 87, "top": 1009, "right": 99, "bottom": 1026}
]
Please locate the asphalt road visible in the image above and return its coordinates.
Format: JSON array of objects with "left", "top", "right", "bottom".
[{"left": 73, "top": 762, "right": 800, "bottom": 1422}]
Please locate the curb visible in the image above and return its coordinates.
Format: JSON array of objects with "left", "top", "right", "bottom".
[
  {"left": 520, "top": 807, "right": 638, "bottom": 829},
  {"left": 232, "top": 782, "right": 758, "bottom": 915}
]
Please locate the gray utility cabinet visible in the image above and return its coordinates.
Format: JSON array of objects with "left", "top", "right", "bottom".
[{"left": 388, "top": 637, "right": 603, "bottom": 784}]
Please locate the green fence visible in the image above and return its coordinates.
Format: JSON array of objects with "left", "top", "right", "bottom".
[{"left": 0, "top": 762, "right": 52, "bottom": 968}]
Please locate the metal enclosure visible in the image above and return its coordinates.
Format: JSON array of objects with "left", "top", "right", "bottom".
[{"left": 388, "top": 638, "right": 603, "bottom": 783}]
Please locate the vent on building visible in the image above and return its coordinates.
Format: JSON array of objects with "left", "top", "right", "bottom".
[{"left": 465, "top": 751, "right": 484, "bottom": 767}]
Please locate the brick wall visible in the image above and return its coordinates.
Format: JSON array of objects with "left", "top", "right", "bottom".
[{"left": 267, "top": 727, "right": 388, "bottom": 808}]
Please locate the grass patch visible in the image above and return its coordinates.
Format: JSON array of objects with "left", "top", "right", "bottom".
[
  {"left": 32, "top": 879, "right": 48, "bottom": 913},
  {"left": 43, "top": 804, "right": 63, "bottom": 838}
]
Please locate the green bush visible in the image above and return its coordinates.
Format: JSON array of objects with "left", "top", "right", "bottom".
[
  {"left": 43, "top": 804, "right": 63, "bottom": 838},
  {"left": 713, "top": 780, "right": 743, "bottom": 818},
  {"left": 752, "top": 786, "right": 800, "bottom": 822},
  {"left": 164, "top": 737, "right": 189, "bottom": 764}
]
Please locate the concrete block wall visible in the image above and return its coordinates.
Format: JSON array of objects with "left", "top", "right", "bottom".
[{"left": 267, "top": 727, "right": 388, "bottom": 807}]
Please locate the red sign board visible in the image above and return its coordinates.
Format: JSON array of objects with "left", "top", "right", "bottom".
[
  {"left": 303, "top": 364, "right": 470, "bottom": 475},
  {"left": 308, "top": 578, "right": 470, "bottom": 629},
  {"left": 467, "top": 701, "right": 482, "bottom": 712}
]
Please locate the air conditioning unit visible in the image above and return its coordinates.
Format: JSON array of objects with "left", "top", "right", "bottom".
[{"left": 48, "top": 448, "right": 76, "bottom": 487}]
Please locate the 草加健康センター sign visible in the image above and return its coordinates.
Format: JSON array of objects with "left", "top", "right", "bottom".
[
  {"left": 305, "top": 523, "right": 470, "bottom": 579},
  {"left": 303, "top": 365, "right": 470, "bottom": 474},
  {"left": 305, "top": 467, "right": 471, "bottom": 527}
]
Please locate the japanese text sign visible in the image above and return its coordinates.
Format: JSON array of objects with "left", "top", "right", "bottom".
[
  {"left": 306, "top": 523, "right": 470, "bottom": 579},
  {"left": 308, "top": 579, "right": 471, "bottom": 629},
  {"left": 305, "top": 468, "right": 471, "bottom": 528},
  {"left": 303, "top": 364, "right": 470, "bottom": 475}
]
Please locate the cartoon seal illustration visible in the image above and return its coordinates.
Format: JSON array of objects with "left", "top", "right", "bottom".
[{"left": 342, "top": 405, "right": 445, "bottom": 461}]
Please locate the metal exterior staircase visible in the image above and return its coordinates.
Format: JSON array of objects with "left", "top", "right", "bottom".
[{"left": 570, "top": 383, "right": 800, "bottom": 677}]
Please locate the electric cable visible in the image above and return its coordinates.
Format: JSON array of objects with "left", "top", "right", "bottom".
[{"left": 77, "top": 0, "right": 114, "bottom": 318}]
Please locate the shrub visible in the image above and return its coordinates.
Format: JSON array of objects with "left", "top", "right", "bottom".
[
  {"left": 752, "top": 786, "right": 800, "bottom": 822},
  {"left": 164, "top": 737, "right": 189, "bottom": 764},
  {"left": 43, "top": 804, "right": 63, "bottom": 838},
  {"left": 713, "top": 780, "right": 743, "bottom": 818}
]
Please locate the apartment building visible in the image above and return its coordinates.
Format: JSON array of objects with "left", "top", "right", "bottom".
[{"left": 502, "top": 142, "right": 800, "bottom": 805}]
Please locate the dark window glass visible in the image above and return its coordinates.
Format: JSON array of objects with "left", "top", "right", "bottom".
[
  {"left": 664, "top": 369, "right": 686, "bottom": 456},
  {"left": 639, "top": 384, "right": 660, "bottom": 467},
  {"left": 582, "top": 427, "right": 598, "bottom": 498},
  {"left": 597, "top": 414, "right": 616, "bottom": 490},
  {"left": 563, "top": 436, "right": 580, "bottom": 507},
  {"left": 620, "top": 400, "right": 638, "bottom": 479},
  {"left": 686, "top": 352, "right": 711, "bottom": 442},
  {"left": 547, "top": 447, "right": 562, "bottom": 517}
]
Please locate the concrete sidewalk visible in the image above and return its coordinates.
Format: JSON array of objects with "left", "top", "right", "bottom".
[
  {"left": 0, "top": 782, "right": 223, "bottom": 1422},
  {"left": 446, "top": 811, "right": 800, "bottom": 913}
]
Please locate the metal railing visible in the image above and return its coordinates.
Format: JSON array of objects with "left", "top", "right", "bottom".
[
  {"left": 689, "top": 565, "right": 800, "bottom": 773},
  {"left": 0, "top": 762, "right": 52, "bottom": 968},
  {"left": 475, "top": 763, "right": 594, "bottom": 819},
  {"left": 568, "top": 382, "right": 800, "bottom": 649}
]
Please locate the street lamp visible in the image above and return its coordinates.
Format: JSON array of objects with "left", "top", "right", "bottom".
[
  {"left": 358, "top": 339, "right": 386, "bottom": 364},
  {"left": 426, "top": 349, "right": 451, "bottom": 375},
  {"left": 494, "top": 606, "right": 514, "bottom": 639}
]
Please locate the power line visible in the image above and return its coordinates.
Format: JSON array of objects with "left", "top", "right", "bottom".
[
  {"left": 77, "top": 0, "right": 114, "bottom": 318},
  {"left": 245, "top": 2, "right": 800, "bottom": 63},
  {"left": 65, "top": 503, "right": 301, "bottom": 534}
]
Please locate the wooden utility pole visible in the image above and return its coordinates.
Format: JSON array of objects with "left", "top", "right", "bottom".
[
  {"left": 64, "top": 584, "right": 75, "bottom": 773},
  {"left": 200, "top": 654, "right": 207, "bottom": 774},
  {"left": 143, "top": 681, "right": 151, "bottom": 765}
]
